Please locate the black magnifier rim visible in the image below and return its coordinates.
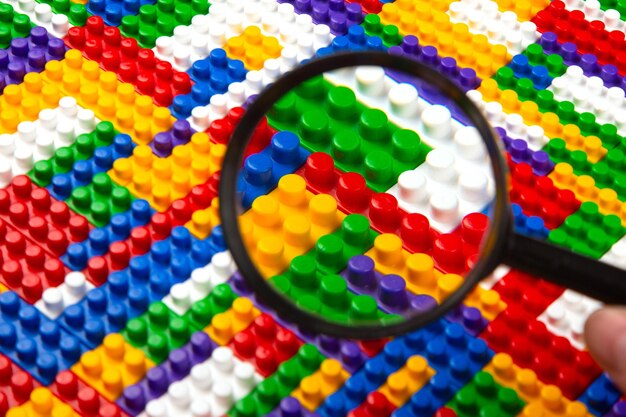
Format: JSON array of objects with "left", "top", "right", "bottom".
[{"left": 220, "top": 51, "right": 512, "bottom": 339}]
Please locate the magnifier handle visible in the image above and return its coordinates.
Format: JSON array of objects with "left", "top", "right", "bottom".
[{"left": 505, "top": 232, "right": 626, "bottom": 305}]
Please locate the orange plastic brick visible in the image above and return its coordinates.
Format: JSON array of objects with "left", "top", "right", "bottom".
[
  {"left": 378, "top": 355, "right": 434, "bottom": 407},
  {"left": 206, "top": 297, "right": 261, "bottom": 346},
  {"left": 184, "top": 197, "right": 220, "bottom": 239},
  {"left": 292, "top": 359, "right": 350, "bottom": 411},
  {"left": 6, "top": 387, "right": 79, "bottom": 417},
  {"left": 224, "top": 26, "right": 282, "bottom": 70}
]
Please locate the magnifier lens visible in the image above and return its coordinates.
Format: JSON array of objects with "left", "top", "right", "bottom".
[{"left": 228, "top": 55, "right": 501, "bottom": 337}]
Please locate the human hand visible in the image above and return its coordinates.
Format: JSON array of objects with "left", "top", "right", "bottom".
[{"left": 585, "top": 307, "right": 626, "bottom": 392}]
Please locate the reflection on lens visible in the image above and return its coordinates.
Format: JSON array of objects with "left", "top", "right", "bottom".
[{"left": 229, "top": 55, "right": 504, "bottom": 334}]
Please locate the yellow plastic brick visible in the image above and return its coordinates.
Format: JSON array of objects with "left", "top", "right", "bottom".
[
  {"left": 224, "top": 26, "right": 282, "bottom": 70},
  {"left": 205, "top": 297, "right": 261, "bottom": 345},
  {"left": 185, "top": 197, "right": 220, "bottom": 239},
  {"left": 6, "top": 387, "right": 79, "bottom": 417},
  {"left": 292, "top": 359, "right": 350, "bottom": 410},
  {"left": 378, "top": 355, "right": 434, "bottom": 407}
]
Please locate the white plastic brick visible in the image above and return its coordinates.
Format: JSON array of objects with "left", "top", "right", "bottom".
[
  {"left": 538, "top": 289, "right": 603, "bottom": 349},
  {"left": 0, "top": 97, "right": 98, "bottom": 188},
  {"left": 163, "top": 251, "right": 236, "bottom": 315},
  {"left": 34, "top": 272, "right": 94, "bottom": 319},
  {"left": 7, "top": 0, "right": 72, "bottom": 38},
  {"left": 141, "top": 346, "right": 263, "bottom": 417},
  {"left": 600, "top": 235, "right": 626, "bottom": 269},
  {"left": 548, "top": 66, "right": 626, "bottom": 135},
  {"left": 447, "top": 0, "right": 539, "bottom": 54},
  {"left": 563, "top": 0, "right": 626, "bottom": 31}
]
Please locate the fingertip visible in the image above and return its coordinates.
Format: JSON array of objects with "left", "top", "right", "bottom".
[{"left": 585, "top": 306, "right": 626, "bottom": 392}]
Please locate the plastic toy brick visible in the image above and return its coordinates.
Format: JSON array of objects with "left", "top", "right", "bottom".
[
  {"left": 315, "top": 22, "right": 384, "bottom": 56},
  {"left": 121, "top": 301, "right": 195, "bottom": 363},
  {"left": 481, "top": 305, "right": 602, "bottom": 399},
  {"left": 492, "top": 268, "right": 564, "bottom": 317},
  {"left": 485, "top": 352, "right": 595, "bottom": 417},
  {"left": 490, "top": 0, "right": 548, "bottom": 19},
  {"left": 266, "top": 75, "right": 430, "bottom": 193},
  {"left": 276, "top": 0, "right": 363, "bottom": 34},
  {"left": 446, "top": 371, "right": 525, "bottom": 417},
  {"left": 64, "top": 16, "right": 193, "bottom": 108},
  {"left": 444, "top": 304, "right": 488, "bottom": 337},
  {"left": 108, "top": 136, "right": 224, "bottom": 213},
  {"left": 206, "top": 106, "right": 275, "bottom": 157},
  {"left": 72, "top": 333, "right": 155, "bottom": 401},
  {"left": 434, "top": 407, "right": 458, "bottom": 417},
  {"left": 223, "top": 26, "right": 281, "bottom": 71},
  {"left": 34, "top": 271, "right": 93, "bottom": 319},
  {"left": 0, "top": 26, "right": 65, "bottom": 92},
  {"left": 119, "top": 0, "right": 209, "bottom": 48},
  {"left": 42, "top": 49, "right": 175, "bottom": 145},
  {"left": 348, "top": 392, "right": 396, "bottom": 417},
  {"left": 183, "top": 197, "right": 219, "bottom": 239},
  {"left": 6, "top": 387, "right": 79, "bottom": 417},
  {"left": 85, "top": 0, "right": 157, "bottom": 26},
  {"left": 377, "top": 355, "right": 434, "bottom": 407},
  {"left": 238, "top": 131, "right": 310, "bottom": 209},
  {"left": 497, "top": 128, "right": 555, "bottom": 175},
  {"left": 66, "top": 172, "right": 134, "bottom": 228},
  {"left": 576, "top": 374, "right": 621, "bottom": 416},
  {"left": 548, "top": 201, "right": 626, "bottom": 259},
  {"left": 26, "top": 0, "right": 88, "bottom": 26},
  {"left": 507, "top": 52, "right": 564, "bottom": 89},
  {"left": 392, "top": 372, "right": 460, "bottom": 417},
  {"left": 0, "top": 4, "right": 33, "bottom": 49},
  {"left": 231, "top": 270, "right": 369, "bottom": 374},
  {"left": 163, "top": 251, "right": 236, "bottom": 316},
  {"left": 538, "top": 289, "right": 602, "bottom": 350},
  {"left": 266, "top": 396, "right": 320, "bottom": 417},
  {"left": 205, "top": 297, "right": 261, "bottom": 346},
  {"left": 605, "top": 401, "right": 626, "bottom": 417},
  {"left": 229, "top": 344, "right": 325, "bottom": 417},
  {"left": 340, "top": 254, "right": 440, "bottom": 316},
  {"left": 238, "top": 174, "right": 346, "bottom": 277},
  {"left": 61, "top": 199, "right": 152, "bottom": 270},
  {"left": 50, "top": 370, "right": 131, "bottom": 417},
  {"left": 347, "top": 0, "right": 382, "bottom": 14},
  {"left": 0, "top": 0, "right": 71, "bottom": 39},
  {"left": 117, "top": 331, "right": 216, "bottom": 416},
  {"left": 0, "top": 291, "right": 85, "bottom": 385},
  {"left": 148, "top": 120, "right": 194, "bottom": 158},
  {"left": 230, "top": 313, "right": 303, "bottom": 377},
  {"left": 0, "top": 353, "right": 41, "bottom": 415},
  {"left": 512, "top": 203, "right": 551, "bottom": 239},
  {"left": 600, "top": 234, "right": 626, "bottom": 269},
  {"left": 141, "top": 346, "right": 263, "bottom": 417},
  {"left": 378, "top": 0, "right": 511, "bottom": 79}
]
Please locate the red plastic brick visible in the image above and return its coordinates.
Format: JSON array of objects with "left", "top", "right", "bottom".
[
  {"left": 346, "top": 0, "right": 382, "bottom": 13},
  {"left": 480, "top": 305, "right": 601, "bottom": 400},
  {"left": 492, "top": 269, "right": 564, "bottom": 317},
  {"left": 0, "top": 219, "right": 68, "bottom": 303},
  {"left": 229, "top": 313, "right": 303, "bottom": 377},
  {"left": 436, "top": 213, "right": 489, "bottom": 275},
  {"left": 435, "top": 407, "right": 458, "bottom": 417},
  {"left": 0, "top": 354, "right": 40, "bottom": 416},
  {"left": 509, "top": 162, "right": 581, "bottom": 230},
  {"left": 64, "top": 16, "right": 193, "bottom": 107},
  {"left": 50, "top": 370, "right": 130, "bottom": 417},
  {"left": 533, "top": 1, "right": 626, "bottom": 75},
  {"left": 357, "top": 339, "right": 390, "bottom": 358},
  {"left": 83, "top": 173, "right": 219, "bottom": 285},
  {"left": 0, "top": 176, "right": 91, "bottom": 258},
  {"left": 348, "top": 392, "right": 396, "bottom": 417},
  {"left": 207, "top": 107, "right": 275, "bottom": 158}
]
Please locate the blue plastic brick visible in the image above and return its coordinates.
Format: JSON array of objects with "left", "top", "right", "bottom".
[
  {"left": 149, "top": 120, "right": 195, "bottom": 158},
  {"left": 578, "top": 374, "right": 622, "bottom": 417},
  {"left": 47, "top": 134, "right": 136, "bottom": 201},
  {"left": 86, "top": 0, "right": 158, "bottom": 26},
  {"left": 62, "top": 199, "right": 153, "bottom": 270},
  {"left": 392, "top": 373, "right": 459, "bottom": 417},
  {"left": 170, "top": 49, "right": 247, "bottom": 119},
  {"left": 267, "top": 397, "right": 320, "bottom": 417},
  {"left": 0, "top": 26, "right": 66, "bottom": 92},
  {"left": 513, "top": 203, "right": 551, "bottom": 239},
  {"left": 202, "top": 224, "right": 228, "bottom": 256},
  {"left": 238, "top": 131, "right": 310, "bottom": 209},
  {"left": 508, "top": 54, "right": 553, "bottom": 90},
  {"left": 0, "top": 292, "right": 84, "bottom": 385},
  {"left": 277, "top": 0, "right": 363, "bottom": 35},
  {"left": 117, "top": 331, "right": 216, "bottom": 416}
]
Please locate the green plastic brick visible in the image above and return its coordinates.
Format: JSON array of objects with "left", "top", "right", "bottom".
[
  {"left": 548, "top": 201, "right": 626, "bottom": 259},
  {"left": 183, "top": 283, "right": 238, "bottom": 331},
  {"left": 67, "top": 172, "right": 134, "bottom": 227},
  {"left": 597, "top": 0, "right": 626, "bottom": 15},
  {"left": 361, "top": 14, "right": 403, "bottom": 48},
  {"left": 447, "top": 371, "right": 525, "bottom": 417},
  {"left": 228, "top": 344, "right": 325, "bottom": 417},
  {"left": 493, "top": 67, "right": 623, "bottom": 148},
  {"left": 29, "top": 122, "right": 118, "bottom": 187},
  {"left": 122, "top": 301, "right": 193, "bottom": 363},
  {"left": 34, "top": 0, "right": 89, "bottom": 25},
  {"left": 522, "top": 44, "right": 567, "bottom": 79},
  {"left": 267, "top": 76, "right": 431, "bottom": 192},
  {"left": 120, "top": 0, "right": 209, "bottom": 48},
  {"left": 0, "top": 3, "right": 33, "bottom": 48}
]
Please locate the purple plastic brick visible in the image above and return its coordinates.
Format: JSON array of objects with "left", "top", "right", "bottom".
[
  {"left": 148, "top": 119, "right": 195, "bottom": 157},
  {"left": 444, "top": 305, "right": 488, "bottom": 336},
  {"left": 267, "top": 397, "right": 321, "bottom": 417},
  {"left": 277, "top": 0, "right": 364, "bottom": 35},
  {"left": 116, "top": 331, "right": 216, "bottom": 416},
  {"left": 538, "top": 32, "right": 626, "bottom": 91},
  {"left": 340, "top": 255, "right": 438, "bottom": 316},
  {"left": 229, "top": 271, "right": 368, "bottom": 373},
  {"left": 496, "top": 127, "right": 555, "bottom": 176},
  {"left": 606, "top": 401, "right": 626, "bottom": 417},
  {"left": 0, "top": 26, "right": 66, "bottom": 92}
]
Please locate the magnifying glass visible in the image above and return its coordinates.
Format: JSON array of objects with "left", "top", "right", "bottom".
[{"left": 219, "top": 50, "right": 626, "bottom": 340}]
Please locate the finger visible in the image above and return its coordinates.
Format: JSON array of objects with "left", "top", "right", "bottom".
[{"left": 584, "top": 307, "right": 626, "bottom": 392}]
